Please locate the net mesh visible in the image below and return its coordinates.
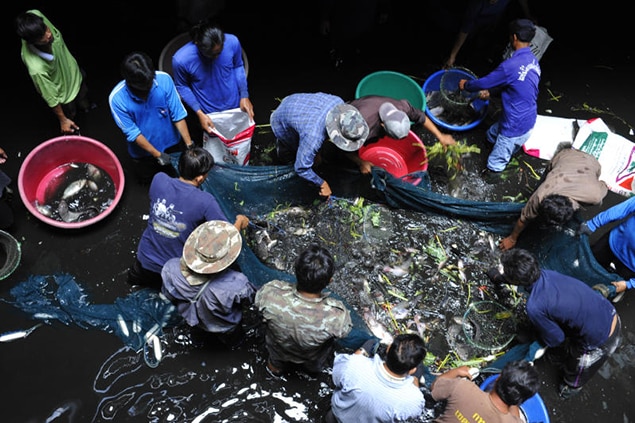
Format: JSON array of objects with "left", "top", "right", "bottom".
[
  {"left": 7, "top": 159, "right": 622, "bottom": 360},
  {"left": 440, "top": 67, "right": 480, "bottom": 107},
  {"left": 462, "top": 301, "right": 516, "bottom": 351},
  {"left": 0, "top": 230, "right": 21, "bottom": 280}
]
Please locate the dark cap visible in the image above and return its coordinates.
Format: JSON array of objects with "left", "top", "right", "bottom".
[{"left": 509, "top": 19, "right": 536, "bottom": 42}]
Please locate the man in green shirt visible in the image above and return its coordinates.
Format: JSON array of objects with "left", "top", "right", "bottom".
[{"left": 16, "top": 9, "right": 91, "bottom": 134}]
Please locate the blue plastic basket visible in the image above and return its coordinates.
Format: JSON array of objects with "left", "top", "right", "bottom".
[
  {"left": 440, "top": 67, "right": 480, "bottom": 106},
  {"left": 422, "top": 70, "right": 489, "bottom": 132}
]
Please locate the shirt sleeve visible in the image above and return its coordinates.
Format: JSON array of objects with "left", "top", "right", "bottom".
[
  {"left": 294, "top": 132, "right": 325, "bottom": 187},
  {"left": 527, "top": 304, "right": 566, "bottom": 347},
  {"left": 587, "top": 196, "right": 635, "bottom": 232},
  {"left": 161, "top": 73, "right": 188, "bottom": 122},
  {"left": 109, "top": 84, "right": 143, "bottom": 143},
  {"left": 465, "top": 63, "right": 508, "bottom": 92},
  {"left": 231, "top": 40, "right": 249, "bottom": 99},
  {"left": 172, "top": 53, "right": 201, "bottom": 113}
]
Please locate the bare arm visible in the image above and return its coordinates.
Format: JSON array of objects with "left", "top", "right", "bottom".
[
  {"left": 134, "top": 134, "right": 162, "bottom": 159},
  {"left": 500, "top": 218, "right": 526, "bottom": 250},
  {"left": 518, "top": 0, "right": 534, "bottom": 21},
  {"left": 445, "top": 32, "right": 468, "bottom": 69},
  {"left": 423, "top": 119, "right": 456, "bottom": 147},
  {"left": 240, "top": 97, "right": 255, "bottom": 121},
  {"left": 430, "top": 365, "right": 472, "bottom": 389},
  {"left": 174, "top": 119, "right": 194, "bottom": 148},
  {"left": 197, "top": 109, "right": 215, "bottom": 135},
  {"left": 52, "top": 104, "right": 79, "bottom": 134},
  {"left": 345, "top": 151, "right": 373, "bottom": 174}
]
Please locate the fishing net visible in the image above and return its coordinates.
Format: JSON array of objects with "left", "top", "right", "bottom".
[
  {"left": 462, "top": 301, "right": 516, "bottom": 352},
  {"left": 6, "top": 157, "right": 622, "bottom": 366},
  {"left": 7, "top": 273, "right": 179, "bottom": 351},
  {"left": 368, "top": 167, "right": 524, "bottom": 234},
  {"left": 424, "top": 67, "right": 485, "bottom": 130},
  {"left": 0, "top": 230, "right": 21, "bottom": 280},
  {"left": 199, "top": 163, "right": 623, "bottom": 356},
  {"left": 440, "top": 67, "right": 480, "bottom": 109}
]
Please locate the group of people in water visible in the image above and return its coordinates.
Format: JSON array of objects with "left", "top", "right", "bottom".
[{"left": 15, "top": 6, "right": 634, "bottom": 422}]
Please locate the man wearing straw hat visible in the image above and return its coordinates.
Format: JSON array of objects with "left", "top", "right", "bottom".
[
  {"left": 270, "top": 92, "right": 369, "bottom": 198},
  {"left": 161, "top": 220, "right": 256, "bottom": 346}
]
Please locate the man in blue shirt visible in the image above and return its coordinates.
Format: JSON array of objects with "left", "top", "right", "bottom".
[
  {"left": 270, "top": 93, "right": 369, "bottom": 197},
  {"left": 581, "top": 195, "right": 635, "bottom": 302},
  {"left": 328, "top": 333, "right": 427, "bottom": 422},
  {"left": 172, "top": 20, "right": 253, "bottom": 136},
  {"left": 109, "top": 51, "right": 194, "bottom": 184},
  {"left": 459, "top": 18, "right": 540, "bottom": 177},
  {"left": 492, "top": 248, "right": 621, "bottom": 399}
]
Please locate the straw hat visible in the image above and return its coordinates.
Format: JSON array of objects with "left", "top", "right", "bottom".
[{"left": 182, "top": 220, "right": 242, "bottom": 282}]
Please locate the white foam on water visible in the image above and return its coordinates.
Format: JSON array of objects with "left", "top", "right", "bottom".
[{"left": 272, "top": 392, "right": 308, "bottom": 421}]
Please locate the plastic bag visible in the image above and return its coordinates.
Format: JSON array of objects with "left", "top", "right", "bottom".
[
  {"left": 502, "top": 25, "right": 553, "bottom": 61},
  {"left": 203, "top": 108, "right": 255, "bottom": 165}
]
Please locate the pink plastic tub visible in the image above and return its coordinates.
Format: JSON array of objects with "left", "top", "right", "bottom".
[
  {"left": 18, "top": 135, "right": 125, "bottom": 229},
  {"left": 358, "top": 131, "right": 428, "bottom": 182}
]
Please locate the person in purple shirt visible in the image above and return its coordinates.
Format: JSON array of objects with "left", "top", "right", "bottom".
[
  {"left": 128, "top": 147, "right": 249, "bottom": 289},
  {"left": 172, "top": 19, "right": 253, "bottom": 137},
  {"left": 459, "top": 18, "right": 540, "bottom": 177},
  {"left": 492, "top": 248, "right": 621, "bottom": 399},
  {"left": 581, "top": 195, "right": 635, "bottom": 302},
  {"left": 270, "top": 92, "right": 369, "bottom": 198}
]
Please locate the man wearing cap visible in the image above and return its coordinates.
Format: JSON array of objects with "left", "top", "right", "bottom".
[
  {"left": 270, "top": 92, "right": 369, "bottom": 197},
  {"left": 161, "top": 220, "right": 256, "bottom": 346},
  {"left": 459, "top": 18, "right": 540, "bottom": 179},
  {"left": 348, "top": 95, "right": 457, "bottom": 174}
]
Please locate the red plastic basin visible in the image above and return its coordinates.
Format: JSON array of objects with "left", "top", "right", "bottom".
[
  {"left": 358, "top": 131, "right": 428, "bottom": 179},
  {"left": 18, "top": 135, "right": 125, "bottom": 229}
]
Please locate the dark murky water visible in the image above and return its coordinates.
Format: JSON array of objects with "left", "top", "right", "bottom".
[
  {"left": 244, "top": 192, "right": 527, "bottom": 369},
  {"left": 245, "top": 137, "right": 546, "bottom": 370}
]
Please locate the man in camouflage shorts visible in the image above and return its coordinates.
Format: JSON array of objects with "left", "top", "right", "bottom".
[{"left": 255, "top": 243, "right": 353, "bottom": 376}]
